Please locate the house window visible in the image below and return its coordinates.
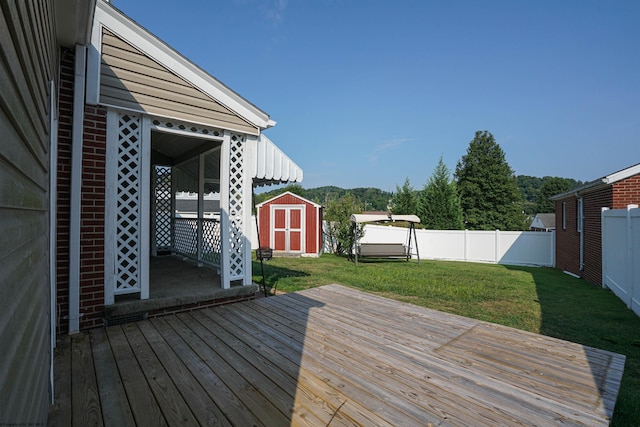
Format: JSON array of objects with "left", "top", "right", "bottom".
[
  {"left": 562, "top": 202, "right": 567, "bottom": 230},
  {"left": 577, "top": 198, "right": 583, "bottom": 233}
]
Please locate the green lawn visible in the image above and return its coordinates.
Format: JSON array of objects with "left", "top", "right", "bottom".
[{"left": 252, "top": 254, "right": 640, "bottom": 426}]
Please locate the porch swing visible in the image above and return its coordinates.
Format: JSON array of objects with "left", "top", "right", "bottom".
[{"left": 351, "top": 213, "right": 421, "bottom": 266}]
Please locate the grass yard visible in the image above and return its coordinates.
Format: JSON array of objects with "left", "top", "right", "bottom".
[{"left": 252, "top": 254, "right": 640, "bottom": 426}]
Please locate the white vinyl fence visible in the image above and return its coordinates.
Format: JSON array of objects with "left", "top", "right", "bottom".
[
  {"left": 602, "top": 205, "right": 640, "bottom": 316},
  {"left": 252, "top": 218, "right": 556, "bottom": 267},
  {"left": 359, "top": 225, "right": 556, "bottom": 267}
]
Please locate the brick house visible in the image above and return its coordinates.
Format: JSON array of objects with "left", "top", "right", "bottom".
[{"left": 551, "top": 163, "right": 640, "bottom": 285}]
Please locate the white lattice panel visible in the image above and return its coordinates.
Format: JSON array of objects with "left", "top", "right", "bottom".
[
  {"left": 202, "top": 218, "right": 221, "bottom": 266},
  {"left": 115, "top": 113, "right": 142, "bottom": 293},
  {"left": 153, "top": 166, "right": 172, "bottom": 251},
  {"left": 174, "top": 218, "right": 198, "bottom": 259},
  {"left": 228, "top": 134, "right": 245, "bottom": 278}
]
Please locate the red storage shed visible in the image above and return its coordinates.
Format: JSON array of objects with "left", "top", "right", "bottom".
[{"left": 256, "top": 192, "right": 323, "bottom": 257}]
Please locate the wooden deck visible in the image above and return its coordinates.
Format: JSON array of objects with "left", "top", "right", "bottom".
[{"left": 48, "top": 284, "right": 625, "bottom": 426}]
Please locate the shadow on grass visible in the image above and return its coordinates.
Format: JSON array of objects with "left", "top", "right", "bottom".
[
  {"left": 252, "top": 260, "right": 310, "bottom": 295},
  {"left": 506, "top": 265, "right": 640, "bottom": 425}
]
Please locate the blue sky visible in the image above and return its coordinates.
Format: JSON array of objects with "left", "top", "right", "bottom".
[{"left": 113, "top": 0, "right": 639, "bottom": 192}]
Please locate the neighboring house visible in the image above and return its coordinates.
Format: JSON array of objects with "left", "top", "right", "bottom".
[
  {"left": 256, "top": 192, "right": 324, "bottom": 257},
  {"left": 529, "top": 213, "right": 556, "bottom": 232},
  {"left": 1, "top": 1, "right": 300, "bottom": 424},
  {"left": 551, "top": 163, "right": 640, "bottom": 285},
  {"left": 174, "top": 191, "right": 221, "bottom": 217}
]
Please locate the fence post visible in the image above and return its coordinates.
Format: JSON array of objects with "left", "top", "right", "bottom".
[
  {"left": 551, "top": 230, "right": 556, "bottom": 268},
  {"left": 464, "top": 229, "right": 469, "bottom": 261},
  {"left": 627, "top": 205, "right": 638, "bottom": 308},
  {"left": 495, "top": 229, "right": 500, "bottom": 263},
  {"left": 601, "top": 207, "right": 609, "bottom": 289}
]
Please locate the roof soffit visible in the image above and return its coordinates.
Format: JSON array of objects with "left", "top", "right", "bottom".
[
  {"left": 54, "top": 0, "right": 96, "bottom": 47},
  {"left": 93, "top": 0, "right": 272, "bottom": 129}
]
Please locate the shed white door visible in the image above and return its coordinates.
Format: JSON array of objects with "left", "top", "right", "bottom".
[{"left": 272, "top": 206, "right": 304, "bottom": 253}]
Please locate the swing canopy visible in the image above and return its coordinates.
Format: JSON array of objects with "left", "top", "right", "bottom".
[{"left": 350, "top": 213, "right": 421, "bottom": 224}]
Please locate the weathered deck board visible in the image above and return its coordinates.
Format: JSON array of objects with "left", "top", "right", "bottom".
[
  {"left": 70, "top": 333, "right": 103, "bottom": 426},
  {"left": 47, "top": 335, "right": 71, "bottom": 427},
  {"left": 49, "top": 284, "right": 625, "bottom": 426},
  {"left": 90, "top": 328, "right": 135, "bottom": 427}
]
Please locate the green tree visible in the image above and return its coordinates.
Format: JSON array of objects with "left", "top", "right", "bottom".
[
  {"left": 389, "top": 178, "right": 417, "bottom": 215},
  {"left": 536, "top": 177, "right": 577, "bottom": 213},
  {"left": 455, "top": 130, "right": 522, "bottom": 230},
  {"left": 418, "top": 157, "right": 464, "bottom": 229},
  {"left": 516, "top": 175, "right": 543, "bottom": 215},
  {"left": 324, "top": 193, "right": 364, "bottom": 257}
]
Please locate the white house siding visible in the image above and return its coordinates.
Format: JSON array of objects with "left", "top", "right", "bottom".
[
  {"left": 100, "top": 29, "right": 259, "bottom": 135},
  {"left": 0, "top": 1, "right": 57, "bottom": 424}
]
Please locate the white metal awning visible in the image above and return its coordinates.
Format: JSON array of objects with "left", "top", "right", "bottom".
[{"left": 253, "top": 134, "right": 303, "bottom": 186}]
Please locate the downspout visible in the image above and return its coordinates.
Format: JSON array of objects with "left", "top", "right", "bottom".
[
  {"left": 48, "top": 80, "right": 58, "bottom": 403},
  {"left": 69, "top": 45, "right": 87, "bottom": 333},
  {"left": 578, "top": 196, "right": 584, "bottom": 271}
]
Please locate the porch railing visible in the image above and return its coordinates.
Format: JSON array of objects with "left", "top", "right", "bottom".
[{"left": 174, "top": 217, "right": 221, "bottom": 268}]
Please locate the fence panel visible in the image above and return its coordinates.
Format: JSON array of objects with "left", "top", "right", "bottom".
[
  {"left": 467, "top": 231, "right": 496, "bottom": 263},
  {"left": 602, "top": 206, "right": 639, "bottom": 316},
  {"left": 499, "top": 231, "right": 555, "bottom": 266},
  {"left": 361, "top": 226, "right": 555, "bottom": 267}
]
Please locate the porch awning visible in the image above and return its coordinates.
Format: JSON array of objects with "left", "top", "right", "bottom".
[{"left": 253, "top": 134, "right": 303, "bottom": 186}]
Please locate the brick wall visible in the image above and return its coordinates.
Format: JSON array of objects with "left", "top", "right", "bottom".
[
  {"left": 56, "top": 47, "right": 108, "bottom": 330},
  {"left": 555, "top": 177, "right": 638, "bottom": 286},
  {"left": 582, "top": 187, "right": 613, "bottom": 285},
  {"left": 612, "top": 174, "right": 640, "bottom": 208},
  {"left": 79, "top": 105, "right": 107, "bottom": 329},
  {"left": 56, "top": 48, "right": 74, "bottom": 333},
  {"left": 555, "top": 198, "right": 580, "bottom": 276}
]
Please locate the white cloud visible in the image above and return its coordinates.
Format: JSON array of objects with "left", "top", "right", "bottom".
[{"left": 369, "top": 138, "right": 412, "bottom": 164}]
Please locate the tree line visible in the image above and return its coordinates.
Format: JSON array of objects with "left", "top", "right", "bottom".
[{"left": 256, "top": 130, "right": 581, "bottom": 253}]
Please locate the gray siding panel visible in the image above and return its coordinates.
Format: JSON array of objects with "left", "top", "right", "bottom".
[
  {"left": 0, "top": 1, "right": 55, "bottom": 425},
  {"left": 100, "top": 29, "right": 259, "bottom": 135}
]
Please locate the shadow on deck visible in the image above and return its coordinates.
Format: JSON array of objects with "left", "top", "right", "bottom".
[{"left": 49, "top": 284, "right": 625, "bottom": 426}]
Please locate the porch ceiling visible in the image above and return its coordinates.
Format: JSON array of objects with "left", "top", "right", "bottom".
[
  {"left": 152, "top": 131, "right": 221, "bottom": 193},
  {"left": 151, "top": 131, "right": 220, "bottom": 163}
]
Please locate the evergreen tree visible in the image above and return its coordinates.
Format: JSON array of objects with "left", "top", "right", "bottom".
[
  {"left": 418, "top": 157, "right": 464, "bottom": 229},
  {"left": 454, "top": 131, "right": 522, "bottom": 230},
  {"left": 536, "top": 177, "right": 577, "bottom": 213},
  {"left": 389, "top": 178, "right": 417, "bottom": 215}
]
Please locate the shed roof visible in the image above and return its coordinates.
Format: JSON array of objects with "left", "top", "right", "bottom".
[
  {"left": 256, "top": 191, "right": 321, "bottom": 208},
  {"left": 551, "top": 162, "right": 640, "bottom": 200}
]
